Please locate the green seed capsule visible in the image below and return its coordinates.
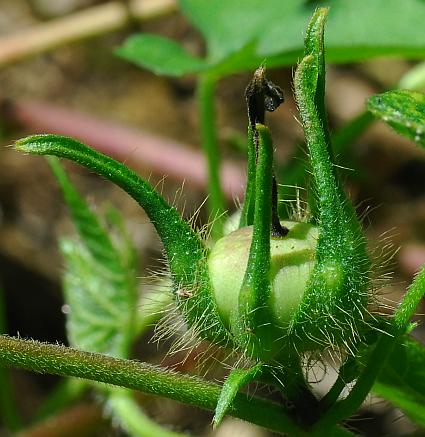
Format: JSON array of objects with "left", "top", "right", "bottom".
[{"left": 209, "top": 221, "right": 318, "bottom": 359}]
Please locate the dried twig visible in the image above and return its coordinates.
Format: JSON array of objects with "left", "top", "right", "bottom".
[{"left": 0, "top": 0, "right": 176, "bottom": 68}]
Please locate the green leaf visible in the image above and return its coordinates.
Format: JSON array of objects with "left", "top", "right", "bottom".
[
  {"left": 260, "top": 0, "right": 425, "bottom": 62},
  {"left": 116, "top": 34, "right": 206, "bottom": 76},
  {"left": 367, "top": 90, "right": 425, "bottom": 147},
  {"left": 374, "top": 337, "right": 425, "bottom": 427},
  {"left": 48, "top": 158, "right": 137, "bottom": 357},
  {"left": 180, "top": 0, "right": 304, "bottom": 65},
  {"left": 48, "top": 157, "right": 127, "bottom": 278},
  {"left": 61, "top": 238, "right": 135, "bottom": 356},
  {"left": 120, "top": 1, "right": 425, "bottom": 77},
  {"left": 213, "top": 363, "right": 263, "bottom": 427}
]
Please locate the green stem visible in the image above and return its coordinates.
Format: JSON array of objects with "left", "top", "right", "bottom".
[
  {"left": 393, "top": 263, "right": 425, "bottom": 332},
  {"left": 319, "top": 356, "right": 357, "bottom": 413},
  {"left": 198, "top": 73, "right": 225, "bottom": 238},
  {"left": 0, "top": 335, "right": 306, "bottom": 437},
  {"left": 263, "top": 355, "right": 319, "bottom": 425}
]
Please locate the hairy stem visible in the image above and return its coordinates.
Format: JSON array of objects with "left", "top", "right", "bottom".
[
  {"left": 393, "top": 263, "right": 425, "bottom": 332},
  {"left": 0, "top": 335, "right": 306, "bottom": 437}
]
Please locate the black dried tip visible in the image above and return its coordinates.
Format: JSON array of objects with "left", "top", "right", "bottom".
[
  {"left": 245, "top": 66, "right": 289, "bottom": 239},
  {"left": 245, "top": 66, "right": 284, "bottom": 127}
]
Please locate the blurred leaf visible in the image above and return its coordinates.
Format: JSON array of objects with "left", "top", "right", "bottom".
[
  {"left": 49, "top": 157, "right": 137, "bottom": 358},
  {"left": 399, "top": 61, "right": 425, "bottom": 91},
  {"left": 261, "top": 0, "right": 425, "bottom": 62},
  {"left": 374, "top": 336, "right": 425, "bottom": 427},
  {"left": 50, "top": 159, "right": 185, "bottom": 437},
  {"left": 118, "top": 0, "right": 425, "bottom": 77},
  {"left": 116, "top": 34, "right": 206, "bottom": 76},
  {"left": 367, "top": 90, "right": 425, "bottom": 147},
  {"left": 180, "top": 0, "right": 303, "bottom": 65}
]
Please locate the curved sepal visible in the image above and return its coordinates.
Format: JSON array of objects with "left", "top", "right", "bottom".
[
  {"left": 235, "top": 125, "right": 280, "bottom": 359},
  {"left": 293, "top": 11, "right": 370, "bottom": 351},
  {"left": 213, "top": 363, "right": 263, "bottom": 428},
  {"left": 15, "top": 134, "right": 230, "bottom": 344}
]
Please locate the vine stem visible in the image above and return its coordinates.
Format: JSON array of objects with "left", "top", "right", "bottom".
[
  {"left": 197, "top": 73, "right": 226, "bottom": 238},
  {"left": 0, "top": 335, "right": 307, "bottom": 436}
]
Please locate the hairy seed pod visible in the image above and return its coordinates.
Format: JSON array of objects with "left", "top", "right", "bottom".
[{"left": 209, "top": 221, "right": 318, "bottom": 359}]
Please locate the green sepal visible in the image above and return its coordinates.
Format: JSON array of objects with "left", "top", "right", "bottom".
[
  {"left": 213, "top": 363, "right": 263, "bottom": 428},
  {"left": 234, "top": 124, "right": 278, "bottom": 360},
  {"left": 15, "top": 135, "right": 230, "bottom": 345},
  {"left": 304, "top": 7, "right": 332, "bottom": 152},
  {"left": 239, "top": 124, "right": 256, "bottom": 228},
  {"left": 367, "top": 89, "right": 425, "bottom": 148},
  {"left": 292, "top": 11, "right": 370, "bottom": 351}
]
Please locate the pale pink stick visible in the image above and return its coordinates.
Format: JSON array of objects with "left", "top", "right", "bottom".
[{"left": 9, "top": 100, "right": 246, "bottom": 200}]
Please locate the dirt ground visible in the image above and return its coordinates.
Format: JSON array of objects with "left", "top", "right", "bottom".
[{"left": 0, "top": 1, "right": 425, "bottom": 436}]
